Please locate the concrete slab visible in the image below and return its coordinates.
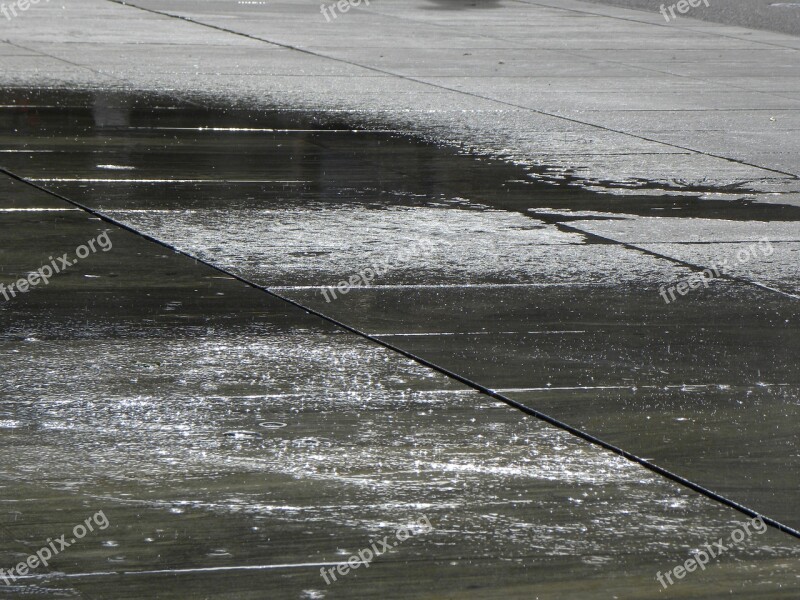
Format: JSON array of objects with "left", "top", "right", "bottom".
[
  {"left": 6, "top": 172, "right": 799, "bottom": 598},
  {"left": 2, "top": 1, "right": 800, "bottom": 597},
  {"left": 1, "top": 0, "right": 799, "bottom": 200},
  {"left": 7, "top": 93, "right": 797, "bottom": 540}
]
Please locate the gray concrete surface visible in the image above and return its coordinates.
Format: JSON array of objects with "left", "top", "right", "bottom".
[
  {"left": 586, "top": 0, "right": 800, "bottom": 36},
  {"left": 0, "top": 0, "right": 799, "bottom": 206},
  {"left": 1, "top": 1, "right": 800, "bottom": 598},
  {"left": 2, "top": 88, "right": 799, "bottom": 598},
  {"left": 4, "top": 145, "right": 798, "bottom": 598}
]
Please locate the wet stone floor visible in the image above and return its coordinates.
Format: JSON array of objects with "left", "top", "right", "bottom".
[{"left": 0, "top": 89, "right": 798, "bottom": 598}]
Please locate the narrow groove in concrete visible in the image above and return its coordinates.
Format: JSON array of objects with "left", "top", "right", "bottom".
[
  {"left": 540, "top": 216, "right": 800, "bottom": 302},
  {"left": 103, "top": 0, "right": 800, "bottom": 182},
  {"left": 3, "top": 165, "right": 799, "bottom": 542}
]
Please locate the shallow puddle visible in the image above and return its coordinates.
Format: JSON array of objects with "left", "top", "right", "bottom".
[{"left": 0, "top": 88, "right": 798, "bottom": 598}]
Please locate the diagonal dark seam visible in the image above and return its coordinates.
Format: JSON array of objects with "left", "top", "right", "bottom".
[
  {"left": 2, "top": 166, "right": 798, "bottom": 541},
  {"left": 105, "top": 0, "right": 800, "bottom": 182}
]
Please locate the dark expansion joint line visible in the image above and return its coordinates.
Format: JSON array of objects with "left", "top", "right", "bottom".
[
  {"left": 531, "top": 214, "right": 800, "bottom": 302},
  {"left": 3, "top": 166, "right": 799, "bottom": 542},
  {"left": 106, "top": 0, "right": 799, "bottom": 182}
]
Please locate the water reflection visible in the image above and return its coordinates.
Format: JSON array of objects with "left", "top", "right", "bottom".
[{"left": 1, "top": 89, "right": 799, "bottom": 598}]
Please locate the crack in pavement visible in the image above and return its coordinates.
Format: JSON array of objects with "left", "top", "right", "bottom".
[{"left": 3, "top": 165, "right": 799, "bottom": 542}]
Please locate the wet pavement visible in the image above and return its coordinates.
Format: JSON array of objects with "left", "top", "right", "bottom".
[
  {"left": 586, "top": 0, "right": 800, "bottom": 37},
  {"left": 3, "top": 0, "right": 800, "bottom": 207},
  {"left": 0, "top": 89, "right": 798, "bottom": 597}
]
